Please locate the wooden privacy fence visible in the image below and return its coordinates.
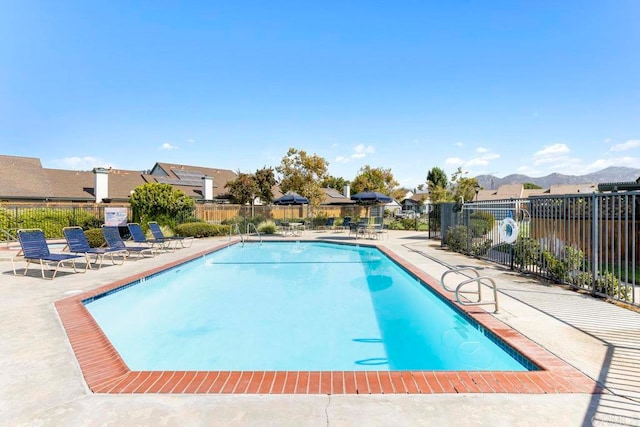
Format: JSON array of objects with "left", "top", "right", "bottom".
[
  {"left": 194, "top": 204, "right": 365, "bottom": 223},
  {"left": 0, "top": 202, "right": 368, "bottom": 238}
]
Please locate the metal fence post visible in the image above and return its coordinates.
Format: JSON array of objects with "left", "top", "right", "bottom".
[{"left": 591, "top": 194, "right": 598, "bottom": 296}]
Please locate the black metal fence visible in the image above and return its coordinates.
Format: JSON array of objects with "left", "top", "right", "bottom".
[
  {"left": 0, "top": 203, "right": 132, "bottom": 239},
  {"left": 442, "top": 193, "right": 639, "bottom": 307}
]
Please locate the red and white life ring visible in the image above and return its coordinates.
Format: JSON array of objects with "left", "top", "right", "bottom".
[{"left": 499, "top": 217, "right": 519, "bottom": 244}]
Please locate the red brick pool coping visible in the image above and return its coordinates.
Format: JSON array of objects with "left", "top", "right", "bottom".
[{"left": 55, "top": 239, "right": 600, "bottom": 395}]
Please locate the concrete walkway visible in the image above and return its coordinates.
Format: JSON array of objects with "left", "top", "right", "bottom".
[{"left": 1, "top": 230, "right": 639, "bottom": 426}]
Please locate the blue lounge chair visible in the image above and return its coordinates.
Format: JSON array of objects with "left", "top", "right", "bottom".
[
  {"left": 148, "top": 221, "right": 193, "bottom": 248},
  {"left": 63, "top": 226, "right": 127, "bottom": 269},
  {"left": 337, "top": 217, "right": 351, "bottom": 231},
  {"left": 127, "top": 223, "right": 173, "bottom": 252},
  {"left": 317, "top": 217, "right": 335, "bottom": 231},
  {"left": 17, "top": 229, "right": 87, "bottom": 279},
  {"left": 102, "top": 226, "right": 155, "bottom": 258}
]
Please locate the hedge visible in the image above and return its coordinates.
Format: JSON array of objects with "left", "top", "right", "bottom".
[{"left": 174, "top": 222, "right": 230, "bottom": 238}]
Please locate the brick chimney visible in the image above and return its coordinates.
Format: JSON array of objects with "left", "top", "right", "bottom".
[
  {"left": 202, "top": 175, "right": 214, "bottom": 202},
  {"left": 93, "top": 167, "right": 109, "bottom": 203}
]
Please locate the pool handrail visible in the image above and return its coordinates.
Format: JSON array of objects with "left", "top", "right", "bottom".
[
  {"left": 245, "top": 223, "right": 262, "bottom": 245},
  {"left": 228, "top": 223, "right": 244, "bottom": 245},
  {"left": 441, "top": 267, "right": 499, "bottom": 313}
]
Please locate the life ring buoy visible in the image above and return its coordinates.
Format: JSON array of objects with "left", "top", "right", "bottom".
[{"left": 499, "top": 217, "right": 519, "bottom": 244}]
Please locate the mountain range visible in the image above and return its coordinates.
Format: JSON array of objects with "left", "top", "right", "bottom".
[{"left": 475, "top": 166, "right": 640, "bottom": 190}]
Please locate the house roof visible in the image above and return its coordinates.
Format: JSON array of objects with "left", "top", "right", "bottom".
[
  {"left": 0, "top": 155, "right": 53, "bottom": 199},
  {"left": 149, "top": 162, "right": 237, "bottom": 198},
  {"left": 404, "top": 193, "right": 430, "bottom": 203},
  {"left": 0, "top": 155, "right": 236, "bottom": 202},
  {"left": 475, "top": 184, "right": 524, "bottom": 201},
  {"left": 321, "top": 188, "right": 356, "bottom": 205},
  {"left": 545, "top": 184, "right": 597, "bottom": 194}
]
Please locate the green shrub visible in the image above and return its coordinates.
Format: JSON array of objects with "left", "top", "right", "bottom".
[
  {"left": 542, "top": 250, "right": 566, "bottom": 281},
  {"left": 469, "top": 211, "right": 495, "bottom": 237},
  {"left": 0, "top": 208, "right": 17, "bottom": 235},
  {"left": 16, "top": 209, "right": 73, "bottom": 238},
  {"left": 595, "top": 271, "right": 630, "bottom": 301},
  {"left": 84, "top": 228, "right": 106, "bottom": 248},
  {"left": 257, "top": 220, "right": 278, "bottom": 234},
  {"left": 74, "top": 210, "right": 101, "bottom": 230},
  {"left": 400, "top": 218, "right": 418, "bottom": 229},
  {"left": 129, "top": 183, "right": 195, "bottom": 225},
  {"left": 175, "top": 222, "right": 229, "bottom": 238},
  {"left": 445, "top": 225, "right": 468, "bottom": 253},
  {"left": 471, "top": 238, "right": 493, "bottom": 256},
  {"left": 388, "top": 221, "right": 405, "bottom": 230},
  {"left": 0, "top": 208, "right": 101, "bottom": 238},
  {"left": 513, "top": 237, "right": 541, "bottom": 270}
]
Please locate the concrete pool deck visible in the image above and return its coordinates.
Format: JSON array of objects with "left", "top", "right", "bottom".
[{"left": 1, "top": 230, "right": 639, "bottom": 426}]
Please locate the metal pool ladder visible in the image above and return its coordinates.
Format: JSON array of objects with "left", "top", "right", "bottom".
[
  {"left": 228, "top": 224, "right": 244, "bottom": 245},
  {"left": 245, "top": 223, "right": 262, "bottom": 245},
  {"left": 440, "top": 267, "right": 499, "bottom": 313},
  {"left": 228, "top": 224, "right": 262, "bottom": 245}
]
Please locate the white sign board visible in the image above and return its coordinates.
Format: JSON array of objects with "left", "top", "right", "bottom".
[{"left": 104, "top": 208, "right": 128, "bottom": 226}]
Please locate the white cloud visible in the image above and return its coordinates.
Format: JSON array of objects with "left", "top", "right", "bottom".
[
  {"left": 53, "top": 156, "right": 113, "bottom": 171},
  {"left": 445, "top": 157, "right": 465, "bottom": 166},
  {"left": 467, "top": 153, "right": 500, "bottom": 167},
  {"left": 476, "top": 147, "right": 488, "bottom": 153},
  {"left": 531, "top": 143, "right": 574, "bottom": 167},
  {"left": 588, "top": 156, "right": 639, "bottom": 170},
  {"left": 455, "top": 142, "right": 464, "bottom": 147},
  {"left": 610, "top": 139, "right": 640, "bottom": 152},
  {"left": 159, "top": 142, "right": 178, "bottom": 150},
  {"left": 516, "top": 165, "right": 539, "bottom": 175},
  {"left": 335, "top": 144, "right": 376, "bottom": 163},
  {"left": 351, "top": 144, "right": 375, "bottom": 159},
  {"left": 534, "top": 143, "right": 570, "bottom": 157}
]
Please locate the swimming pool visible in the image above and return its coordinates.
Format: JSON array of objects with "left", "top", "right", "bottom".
[{"left": 85, "top": 242, "right": 531, "bottom": 372}]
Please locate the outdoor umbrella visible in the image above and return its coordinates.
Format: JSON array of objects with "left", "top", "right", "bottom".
[
  {"left": 273, "top": 192, "right": 309, "bottom": 221},
  {"left": 273, "top": 192, "right": 309, "bottom": 205},
  {"left": 350, "top": 191, "right": 393, "bottom": 220}
]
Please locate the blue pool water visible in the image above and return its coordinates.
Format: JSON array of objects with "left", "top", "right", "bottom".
[{"left": 85, "top": 242, "right": 531, "bottom": 372}]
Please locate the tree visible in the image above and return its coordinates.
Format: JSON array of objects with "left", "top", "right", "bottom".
[
  {"left": 450, "top": 167, "right": 479, "bottom": 202},
  {"left": 429, "top": 185, "right": 450, "bottom": 204},
  {"left": 426, "top": 166, "right": 450, "bottom": 203},
  {"left": 129, "top": 183, "right": 195, "bottom": 227},
  {"left": 427, "top": 166, "right": 448, "bottom": 189},
  {"left": 523, "top": 182, "right": 542, "bottom": 190},
  {"left": 225, "top": 172, "right": 259, "bottom": 205},
  {"left": 321, "top": 175, "right": 349, "bottom": 191},
  {"left": 350, "top": 165, "right": 398, "bottom": 195},
  {"left": 254, "top": 167, "right": 276, "bottom": 204},
  {"left": 276, "top": 148, "right": 329, "bottom": 210}
]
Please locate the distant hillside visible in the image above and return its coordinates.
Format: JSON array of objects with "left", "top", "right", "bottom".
[{"left": 475, "top": 167, "right": 640, "bottom": 190}]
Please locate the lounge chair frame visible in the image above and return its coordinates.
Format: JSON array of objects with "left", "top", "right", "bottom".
[
  {"left": 127, "top": 223, "right": 174, "bottom": 252},
  {"left": 102, "top": 226, "right": 155, "bottom": 259},
  {"left": 148, "top": 221, "right": 193, "bottom": 248},
  {"left": 17, "top": 229, "right": 87, "bottom": 279},
  {"left": 63, "top": 226, "right": 128, "bottom": 269}
]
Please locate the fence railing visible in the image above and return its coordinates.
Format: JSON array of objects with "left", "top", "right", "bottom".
[
  {"left": 0, "top": 202, "right": 371, "bottom": 239},
  {"left": 0, "top": 203, "right": 132, "bottom": 239},
  {"left": 442, "top": 193, "right": 639, "bottom": 307}
]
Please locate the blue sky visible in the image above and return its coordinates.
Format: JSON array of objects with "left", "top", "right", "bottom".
[{"left": 2, "top": 1, "right": 639, "bottom": 189}]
